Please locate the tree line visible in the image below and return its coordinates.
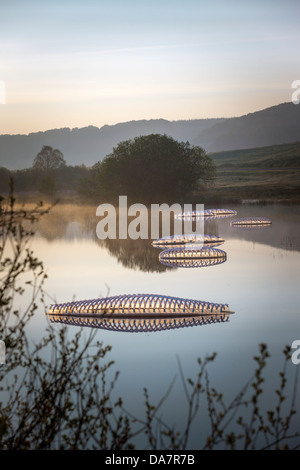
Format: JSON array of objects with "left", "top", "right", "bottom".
[
  {"left": 0, "top": 145, "right": 89, "bottom": 194},
  {"left": 0, "top": 135, "right": 216, "bottom": 202}
]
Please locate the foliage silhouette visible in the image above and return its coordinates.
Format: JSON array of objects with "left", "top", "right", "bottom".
[
  {"left": 33, "top": 146, "right": 66, "bottom": 171},
  {"left": 80, "top": 134, "right": 216, "bottom": 203}
]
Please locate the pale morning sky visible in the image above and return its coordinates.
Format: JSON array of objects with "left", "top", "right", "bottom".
[{"left": 0, "top": 0, "right": 299, "bottom": 134}]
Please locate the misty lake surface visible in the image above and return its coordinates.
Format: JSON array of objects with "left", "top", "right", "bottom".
[{"left": 30, "top": 202, "right": 300, "bottom": 448}]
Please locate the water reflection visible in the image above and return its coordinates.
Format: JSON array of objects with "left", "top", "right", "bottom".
[
  {"left": 46, "top": 294, "right": 234, "bottom": 333},
  {"left": 31, "top": 203, "right": 300, "bottom": 275},
  {"left": 101, "top": 238, "right": 171, "bottom": 273},
  {"left": 158, "top": 247, "right": 227, "bottom": 269}
]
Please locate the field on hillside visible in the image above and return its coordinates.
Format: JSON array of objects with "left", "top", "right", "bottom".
[{"left": 209, "top": 142, "right": 300, "bottom": 201}]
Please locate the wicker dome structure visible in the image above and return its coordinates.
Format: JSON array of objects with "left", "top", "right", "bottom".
[
  {"left": 175, "top": 209, "right": 237, "bottom": 219},
  {"left": 152, "top": 233, "right": 225, "bottom": 248},
  {"left": 46, "top": 293, "right": 234, "bottom": 333},
  {"left": 159, "top": 246, "right": 226, "bottom": 261},
  {"left": 231, "top": 217, "right": 272, "bottom": 227}
]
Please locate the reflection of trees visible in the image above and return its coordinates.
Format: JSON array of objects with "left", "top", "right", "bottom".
[
  {"left": 100, "top": 238, "right": 171, "bottom": 273},
  {"left": 23, "top": 204, "right": 172, "bottom": 272}
]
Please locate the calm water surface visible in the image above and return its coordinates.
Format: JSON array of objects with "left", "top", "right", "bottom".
[{"left": 30, "top": 202, "right": 300, "bottom": 447}]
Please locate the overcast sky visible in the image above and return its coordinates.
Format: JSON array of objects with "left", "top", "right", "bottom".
[{"left": 0, "top": 0, "right": 299, "bottom": 134}]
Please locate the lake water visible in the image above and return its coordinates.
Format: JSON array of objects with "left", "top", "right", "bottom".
[{"left": 30, "top": 202, "right": 300, "bottom": 448}]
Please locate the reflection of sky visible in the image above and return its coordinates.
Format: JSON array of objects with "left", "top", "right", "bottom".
[
  {"left": 1, "top": 0, "right": 299, "bottom": 133},
  {"left": 24, "top": 204, "right": 300, "bottom": 447}
]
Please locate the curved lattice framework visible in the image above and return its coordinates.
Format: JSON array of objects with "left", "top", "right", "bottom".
[
  {"left": 152, "top": 234, "right": 225, "bottom": 248},
  {"left": 159, "top": 255, "right": 227, "bottom": 269},
  {"left": 176, "top": 209, "right": 237, "bottom": 219},
  {"left": 46, "top": 294, "right": 234, "bottom": 332},
  {"left": 231, "top": 217, "right": 272, "bottom": 227},
  {"left": 159, "top": 247, "right": 226, "bottom": 261}
]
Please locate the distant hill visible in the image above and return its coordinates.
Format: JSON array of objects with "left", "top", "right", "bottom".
[
  {"left": 0, "top": 118, "right": 224, "bottom": 170},
  {"left": 195, "top": 102, "right": 300, "bottom": 152},
  {"left": 0, "top": 101, "right": 299, "bottom": 170}
]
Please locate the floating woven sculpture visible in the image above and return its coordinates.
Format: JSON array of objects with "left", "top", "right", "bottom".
[
  {"left": 231, "top": 217, "right": 272, "bottom": 227},
  {"left": 46, "top": 294, "right": 234, "bottom": 332},
  {"left": 175, "top": 209, "right": 237, "bottom": 219},
  {"left": 159, "top": 247, "right": 226, "bottom": 261},
  {"left": 152, "top": 233, "right": 225, "bottom": 248}
]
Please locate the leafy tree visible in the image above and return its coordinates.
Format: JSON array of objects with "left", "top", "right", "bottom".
[
  {"left": 84, "top": 134, "right": 216, "bottom": 203},
  {"left": 33, "top": 146, "right": 66, "bottom": 171}
]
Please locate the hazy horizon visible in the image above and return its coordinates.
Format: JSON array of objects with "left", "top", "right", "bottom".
[
  {"left": 0, "top": 0, "right": 299, "bottom": 135},
  {"left": 0, "top": 100, "right": 291, "bottom": 137}
]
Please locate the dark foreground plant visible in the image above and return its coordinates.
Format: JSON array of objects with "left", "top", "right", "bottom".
[
  {"left": 0, "top": 184, "right": 132, "bottom": 449},
  {"left": 0, "top": 185, "right": 299, "bottom": 450},
  {"left": 135, "top": 345, "right": 299, "bottom": 450}
]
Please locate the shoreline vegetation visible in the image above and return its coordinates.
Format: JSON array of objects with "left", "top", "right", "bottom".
[{"left": 0, "top": 141, "right": 299, "bottom": 206}]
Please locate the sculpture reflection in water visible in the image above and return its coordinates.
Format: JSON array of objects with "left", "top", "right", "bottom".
[
  {"left": 46, "top": 293, "right": 234, "bottom": 333},
  {"left": 158, "top": 247, "right": 227, "bottom": 269}
]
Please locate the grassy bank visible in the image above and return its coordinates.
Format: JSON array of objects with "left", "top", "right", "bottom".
[{"left": 208, "top": 142, "right": 300, "bottom": 203}]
